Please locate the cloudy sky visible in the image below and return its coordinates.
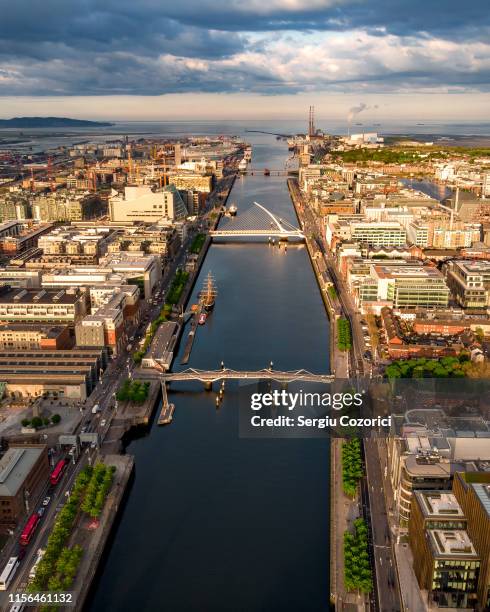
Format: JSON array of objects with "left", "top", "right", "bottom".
[{"left": 0, "top": 0, "right": 489, "bottom": 120}]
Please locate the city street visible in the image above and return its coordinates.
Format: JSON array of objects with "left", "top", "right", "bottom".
[{"left": 363, "top": 438, "right": 402, "bottom": 612}]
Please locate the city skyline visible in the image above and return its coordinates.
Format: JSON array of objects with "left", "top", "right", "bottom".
[{"left": 0, "top": 0, "right": 489, "bottom": 120}]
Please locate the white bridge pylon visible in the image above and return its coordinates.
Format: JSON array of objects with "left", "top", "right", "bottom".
[{"left": 210, "top": 201, "right": 305, "bottom": 239}]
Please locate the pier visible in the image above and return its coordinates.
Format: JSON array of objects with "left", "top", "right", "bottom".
[
  {"left": 158, "top": 381, "right": 175, "bottom": 425},
  {"left": 180, "top": 308, "right": 200, "bottom": 365}
]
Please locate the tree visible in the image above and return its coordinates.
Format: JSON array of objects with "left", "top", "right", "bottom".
[
  {"left": 385, "top": 364, "right": 401, "bottom": 379},
  {"left": 21, "top": 418, "right": 31, "bottom": 427},
  {"left": 51, "top": 413, "right": 61, "bottom": 424},
  {"left": 43, "top": 417, "right": 50, "bottom": 427},
  {"left": 31, "top": 416, "right": 43, "bottom": 429}
]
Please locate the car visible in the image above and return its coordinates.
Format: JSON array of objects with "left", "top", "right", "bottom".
[
  {"left": 42, "top": 496, "right": 51, "bottom": 506},
  {"left": 81, "top": 425, "right": 88, "bottom": 434},
  {"left": 37, "top": 507, "right": 45, "bottom": 517},
  {"left": 100, "top": 419, "right": 107, "bottom": 427}
]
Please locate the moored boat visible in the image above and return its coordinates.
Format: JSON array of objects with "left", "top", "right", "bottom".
[{"left": 199, "top": 271, "right": 218, "bottom": 311}]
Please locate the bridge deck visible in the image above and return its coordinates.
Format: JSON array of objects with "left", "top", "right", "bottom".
[{"left": 159, "top": 368, "right": 334, "bottom": 383}]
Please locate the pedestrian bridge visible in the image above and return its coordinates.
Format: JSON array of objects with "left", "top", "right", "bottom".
[
  {"left": 160, "top": 367, "right": 334, "bottom": 385},
  {"left": 211, "top": 201, "right": 304, "bottom": 240}
]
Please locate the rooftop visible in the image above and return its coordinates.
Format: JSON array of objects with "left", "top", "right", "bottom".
[
  {"left": 0, "top": 286, "right": 81, "bottom": 306},
  {"left": 0, "top": 446, "right": 45, "bottom": 497},
  {"left": 472, "top": 483, "right": 490, "bottom": 518},
  {"left": 417, "top": 491, "right": 465, "bottom": 518},
  {"left": 429, "top": 529, "right": 478, "bottom": 559}
]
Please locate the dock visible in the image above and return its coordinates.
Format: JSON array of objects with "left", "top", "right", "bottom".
[
  {"left": 180, "top": 309, "right": 200, "bottom": 365},
  {"left": 158, "top": 381, "right": 175, "bottom": 425},
  {"left": 158, "top": 403, "right": 174, "bottom": 425}
]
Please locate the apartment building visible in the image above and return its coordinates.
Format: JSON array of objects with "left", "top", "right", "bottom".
[
  {"left": 31, "top": 192, "right": 106, "bottom": 222},
  {"left": 0, "top": 286, "right": 88, "bottom": 324},
  {"left": 167, "top": 173, "right": 213, "bottom": 193},
  {"left": 0, "top": 323, "right": 72, "bottom": 350}
]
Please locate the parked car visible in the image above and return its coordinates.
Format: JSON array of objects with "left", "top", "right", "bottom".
[{"left": 42, "top": 496, "right": 51, "bottom": 507}]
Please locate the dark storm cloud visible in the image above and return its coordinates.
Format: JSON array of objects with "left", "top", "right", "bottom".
[
  {"left": 0, "top": 0, "right": 488, "bottom": 96},
  {"left": 162, "top": 0, "right": 490, "bottom": 40}
]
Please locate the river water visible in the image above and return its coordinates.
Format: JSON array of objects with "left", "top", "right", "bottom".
[{"left": 87, "top": 132, "right": 331, "bottom": 611}]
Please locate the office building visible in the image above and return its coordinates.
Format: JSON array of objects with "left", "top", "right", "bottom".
[
  {"left": 453, "top": 473, "right": 490, "bottom": 609},
  {"left": 0, "top": 349, "right": 105, "bottom": 400},
  {"left": 446, "top": 260, "right": 490, "bottom": 309},
  {"left": 358, "top": 264, "right": 450, "bottom": 312},
  {"left": 0, "top": 445, "right": 50, "bottom": 531},
  {"left": 409, "top": 490, "right": 481, "bottom": 609}
]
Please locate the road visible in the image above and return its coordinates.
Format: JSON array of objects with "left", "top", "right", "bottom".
[{"left": 363, "top": 438, "right": 402, "bottom": 612}]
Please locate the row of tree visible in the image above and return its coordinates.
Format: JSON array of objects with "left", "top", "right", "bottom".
[
  {"left": 116, "top": 379, "right": 150, "bottom": 405},
  {"left": 190, "top": 233, "right": 206, "bottom": 254},
  {"left": 21, "top": 414, "right": 61, "bottom": 429},
  {"left": 28, "top": 466, "right": 93, "bottom": 595},
  {"left": 337, "top": 318, "right": 352, "bottom": 352},
  {"left": 342, "top": 438, "right": 363, "bottom": 498},
  {"left": 166, "top": 269, "right": 189, "bottom": 305},
  {"left": 384, "top": 354, "right": 471, "bottom": 379},
  {"left": 132, "top": 303, "right": 170, "bottom": 364},
  {"left": 344, "top": 518, "right": 373, "bottom": 594},
  {"left": 81, "top": 463, "right": 116, "bottom": 519}
]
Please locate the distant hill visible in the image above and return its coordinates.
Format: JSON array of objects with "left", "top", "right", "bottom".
[{"left": 0, "top": 117, "right": 114, "bottom": 128}]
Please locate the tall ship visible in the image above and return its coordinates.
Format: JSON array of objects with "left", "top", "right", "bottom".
[{"left": 199, "top": 271, "right": 217, "bottom": 311}]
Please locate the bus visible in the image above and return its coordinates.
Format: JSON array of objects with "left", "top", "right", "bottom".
[
  {"left": 0, "top": 556, "right": 19, "bottom": 590},
  {"left": 19, "top": 513, "right": 40, "bottom": 547},
  {"left": 50, "top": 458, "right": 67, "bottom": 486}
]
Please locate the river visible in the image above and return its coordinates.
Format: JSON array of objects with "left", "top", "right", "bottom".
[{"left": 87, "top": 133, "right": 331, "bottom": 611}]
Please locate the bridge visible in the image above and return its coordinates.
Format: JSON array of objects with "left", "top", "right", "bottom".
[
  {"left": 244, "top": 169, "right": 293, "bottom": 176},
  {"left": 211, "top": 201, "right": 304, "bottom": 240},
  {"left": 159, "top": 367, "right": 334, "bottom": 385}
]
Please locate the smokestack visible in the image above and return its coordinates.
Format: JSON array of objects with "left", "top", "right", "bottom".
[
  {"left": 451, "top": 187, "right": 459, "bottom": 231},
  {"left": 308, "top": 106, "right": 315, "bottom": 137}
]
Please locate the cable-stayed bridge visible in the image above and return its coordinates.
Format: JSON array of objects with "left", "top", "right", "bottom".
[{"left": 210, "top": 201, "right": 304, "bottom": 240}]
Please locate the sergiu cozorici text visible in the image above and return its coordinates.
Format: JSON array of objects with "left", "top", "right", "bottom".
[{"left": 249, "top": 390, "right": 392, "bottom": 429}]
